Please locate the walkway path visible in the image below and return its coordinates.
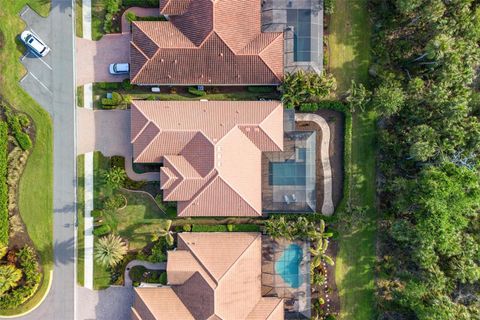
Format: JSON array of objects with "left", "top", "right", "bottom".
[
  {"left": 124, "top": 260, "right": 166, "bottom": 287},
  {"left": 295, "top": 113, "right": 334, "bottom": 215},
  {"left": 82, "top": 0, "right": 92, "bottom": 40}
]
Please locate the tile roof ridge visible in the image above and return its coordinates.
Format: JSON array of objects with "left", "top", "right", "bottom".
[
  {"left": 249, "top": 297, "right": 284, "bottom": 320},
  {"left": 258, "top": 34, "right": 284, "bottom": 81},
  {"left": 130, "top": 41, "right": 154, "bottom": 84},
  {"left": 258, "top": 102, "right": 284, "bottom": 150},
  {"left": 176, "top": 170, "right": 218, "bottom": 215},
  {"left": 216, "top": 175, "right": 262, "bottom": 215},
  {"left": 213, "top": 233, "right": 261, "bottom": 289},
  {"left": 212, "top": 31, "right": 241, "bottom": 54},
  {"left": 133, "top": 123, "right": 161, "bottom": 163},
  {"left": 130, "top": 102, "right": 151, "bottom": 143},
  {"left": 136, "top": 287, "right": 193, "bottom": 319}
]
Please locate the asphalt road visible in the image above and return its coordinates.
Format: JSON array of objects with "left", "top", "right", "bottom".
[{"left": 1, "top": 1, "right": 77, "bottom": 319}]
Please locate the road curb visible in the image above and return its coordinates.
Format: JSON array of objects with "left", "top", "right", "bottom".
[{"left": 0, "top": 270, "right": 54, "bottom": 319}]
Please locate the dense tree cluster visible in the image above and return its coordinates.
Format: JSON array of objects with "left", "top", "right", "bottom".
[{"left": 369, "top": 0, "right": 480, "bottom": 318}]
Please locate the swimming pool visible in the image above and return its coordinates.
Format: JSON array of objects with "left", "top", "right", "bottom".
[{"left": 275, "top": 244, "right": 303, "bottom": 288}]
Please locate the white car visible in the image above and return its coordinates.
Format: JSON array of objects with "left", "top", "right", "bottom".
[
  {"left": 20, "top": 31, "right": 50, "bottom": 57},
  {"left": 109, "top": 63, "right": 130, "bottom": 75}
]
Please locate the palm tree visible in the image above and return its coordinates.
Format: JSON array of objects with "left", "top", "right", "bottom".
[
  {"left": 0, "top": 264, "right": 22, "bottom": 294},
  {"left": 102, "top": 167, "right": 126, "bottom": 190},
  {"left": 95, "top": 234, "right": 128, "bottom": 267},
  {"left": 310, "top": 238, "right": 334, "bottom": 268},
  {"left": 153, "top": 220, "right": 174, "bottom": 246}
]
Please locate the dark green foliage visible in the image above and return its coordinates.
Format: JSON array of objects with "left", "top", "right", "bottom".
[
  {"left": 121, "top": 79, "right": 134, "bottom": 90},
  {"left": 159, "top": 272, "right": 167, "bottom": 285},
  {"left": 125, "top": 11, "right": 136, "bottom": 23},
  {"left": 372, "top": 1, "right": 480, "bottom": 318},
  {"left": 300, "top": 100, "right": 349, "bottom": 113},
  {"left": 15, "top": 132, "right": 32, "bottom": 150},
  {"left": 323, "top": 0, "right": 334, "bottom": 15},
  {"left": 103, "top": 194, "right": 126, "bottom": 211},
  {"left": 93, "top": 224, "right": 111, "bottom": 237},
  {"left": 299, "top": 103, "right": 319, "bottom": 112},
  {"left": 191, "top": 224, "right": 228, "bottom": 232},
  {"left": 91, "top": 210, "right": 103, "bottom": 218},
  {"left": 188, "top": 87, "right": 206, "bottom": 97},
  {"left": 148, "top": 241, "right": 167, "bottom": 263},
  {"left": 122, "top": 0, "right": 159, "bottom": 7},
  {"left": 0, "top": 122, "right": 7, "bottom": 246},
  {"left": 104, "top": 0, "right": 122, "bottom": 33},
  {"left": 0, "top": 246, "right": 41, "bottom": 310},
  {"left": 2, "top": 105, "right": 32, "bottom": 150},
  {"left": 128, "top": 265, "right": 146, "bottom": 282},
  {"left": 280, "top": 71, "right": 336, "bottom": 108},
  {"left": 229, "top": 224, "right": 261, "bottom": 232},
  {"left": 247, "top": 86, "right": 276, "bottom": 93},
  {"left": 98, "top": 82, "right": 121, "bottom": 90},
  {"left": 101, "top": 92, "right": 123, "bottom": 108}
]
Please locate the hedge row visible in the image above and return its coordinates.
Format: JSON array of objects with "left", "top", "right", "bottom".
[
  {"left": 0, "top": 122, "right": 8, "bottom": 246},
  {"left": 299, "top": 100, "right": 347, "bottom": 113},
  {"left": 188, "top": 87, "right": 206, "bottom": 97},
  {"left": 191, "top": 224, "right": 261, "bottom": 232},
  {"left": 247, "top": 86, "right": 276, "bottom": 93},
  {"left": 122, "top": 0, "right": 159, "bottom": 7},
  {"left": 101, "top": 92, "right": 123, "bottom": 108}
]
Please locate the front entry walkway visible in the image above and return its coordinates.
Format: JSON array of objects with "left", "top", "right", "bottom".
[{"left": 76, "top": 108, "right": 158, "bottom": 181}]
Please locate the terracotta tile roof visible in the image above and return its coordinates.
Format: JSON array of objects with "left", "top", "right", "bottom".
[
  {"left": 131, "top": 100, "right": 284, "bottom": 217},
  {"left": 132, "top": 233, "right": 283, "bottom": 320},
  {"left": 132, "top": 287, "right": 194, "bottom": 320},
  {"left": 130, "top": 0, "right": 283, "bottom": 85}
]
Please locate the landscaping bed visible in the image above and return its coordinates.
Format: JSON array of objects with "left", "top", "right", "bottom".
[
  {"left": 92, "top": 82, "right": 280, "bottom": 109},
  {"left": 129, "top": 265, "right": 166, "bottom": 286}
]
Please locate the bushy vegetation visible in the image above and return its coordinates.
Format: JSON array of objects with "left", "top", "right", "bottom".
[
  {"left": 0, "top": 246, "right": 41, "bottom": 310},
  {"left": 122, "top": 0, "right": 158, "bottom": 7},
  {"left": 190, "top": 224, "right": 260, "bottom": 232},
  {"left": 188, "top": 87, "right": 206, "bottom": 97},
  {"left": 129, "top": 265, "right": 166, "bottom": 285},
  {"left": 247, "top": 86, "right": 276, "bottom": 93},
  {"left": 280, "top": 71, "right": 336, "bottom": 109},
  {"left": 2, "top": 105, "right": 32, "bottom": 151},
  {"left": 101, "top": 92, "right": 123, "bottom": 108},
  {"left": 300, "top": 100, "right": 346, "bottom": 113},
  {"left": 371, "top": 1, "right": 480, "bottom": 318},
  {"left": 103, "top": 0, "right": 122, "bottom": 33},
  {"left": 95, "top": 234, "right": 128, "bottom": 267},
  {"left": 0, "top": 122, "right": 7, "bottom": 246}
]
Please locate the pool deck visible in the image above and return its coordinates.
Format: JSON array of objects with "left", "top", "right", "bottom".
[{"left": 261, "top": 237, "right": 311, "bottom": 319}]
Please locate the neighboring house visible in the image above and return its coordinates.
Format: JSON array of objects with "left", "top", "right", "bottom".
[
  {"left": 129, "top": 0, "right": 284, "bottom": 85},
  {"left": 130, "top": 100, "right": 284, "bottom": 217},
  {"left": 131, "top": 232, "right": 284, "bottom": 320}
]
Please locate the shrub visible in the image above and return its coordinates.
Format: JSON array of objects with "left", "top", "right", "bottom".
[
  {"left": 122, "top": 0, "right": 159, "bottom": 7},
  {"left": 247, "top": 86, "right": 275, "bottom": 93},
  {"left": 103, "top": 194, "right": 126, "bottom": 211},
  {"left": 191, "top": 224, "right": 228, "bottom": 232},
  {"left": 188, "top": 87, "right": 206, "bottom": 97},
  {"left": 0, "top": 246, "right": 41, "bottom": 310},
  {"left": 299, "top": 103, "right": 319, "bottom": 112},
  {"left": 325, "top": 315, "right": 337, "bottom": 320},
  {"left": 98, "top": 82, "right": 121, "bottom": 90},
  {"left": 146, "top": 95, "right": 156, "bottom": 101},
  {"left": 129, "top": 265, "right": 146, "bottom": 282},
  {"left": 16, "top": 114, "right": 30, "bottom": 128},
  {"left": 101, "top": 92, "right": 123, "bottom": 108},
  {"left": 324, "top": 0, "right": 335, "bottom": 15},
  {"left": 227, "top": 224, "right": 234, "bottom": 232},
  {"left": 159, "top": 272, "right": 167, "bottom": 285},
  {"left": 125, "top": 11, "right": 136, "bottom": 23},
  {"left": 0, "top": 244, "right": 7, "bottom": 259},
  {"left": 148, "top": 241, "right": 167, "bottom": 263},
  {"left": 91, "top": 210, "right": 103, "bottom": 218},
  {"left": 182, "top": 224, "right": 192, "bottom": 232},
  {"left": 15, "top": 132, "right": 32, "bottom": 150},
  {"left": 103, "top": 0, "right": 122, "bottom": 33},
  {"left": 93, "top": 224, "right": 111, "bottom": 236},
  {"left": 102, "top": 167, "right": 126, "bottom": 190},
  {"left": 122, "top": 79, "right": 134, "bottom": 90},
  {"left": 111, "top": 156, "right": 125, "bottom": 169},
  {"left": 0, "top": 122, "right": 8, "bottom": 246},
  {"left": 230, "top": 224, "right": 261, "bottom": 232}
]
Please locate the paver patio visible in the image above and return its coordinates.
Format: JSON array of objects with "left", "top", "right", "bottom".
[{"left": 76, "top": 34, "right": 130, "bottom": 86}]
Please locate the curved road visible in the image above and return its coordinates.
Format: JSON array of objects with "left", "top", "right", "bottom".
[{"left": 0, "top": 1, "right": 76, "bottom": 319}]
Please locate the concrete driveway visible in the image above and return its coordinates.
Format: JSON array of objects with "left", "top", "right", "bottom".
[
  {"left": 77, "top": 108, "right": 158, "bottom": 181},
  {"left": 76, "top": 286, "right": 134, "bottom": 320},
  {"left": 76, "top": 34, "right": 130, "bottom": 86}
]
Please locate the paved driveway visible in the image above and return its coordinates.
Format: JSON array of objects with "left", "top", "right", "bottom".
[
  {"left": 76, "top": 34, "right": 130, "bottom": 85},
  {"left": 76, "top": 286, "right": 134, "bottom": 320},
  {"left": 77, "top": 108, "right": 158, "bottom": 181}
]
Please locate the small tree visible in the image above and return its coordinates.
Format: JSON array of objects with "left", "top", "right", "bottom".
[
  {"left": 371, "top": 80, "right": 405, "bottom": 117},
  {"left": 95, "top": 234, "right": 128, "bottom": 267},
  {"left": 152, "top": 220, "right": 174, "bottom": 246},
  {"left": 102, "top": 167, "right": 126, "bottom": 190},
  {"left": 280, "top": 71, "right": 336, "bottom": 108},
  {"left": 0, "top": 264, "right": 22, "bottom": 295},
  {"left": 346, "top": 80, "right": 370, "bottom": 113}
]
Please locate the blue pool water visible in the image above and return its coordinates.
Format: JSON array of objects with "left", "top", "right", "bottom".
[{"left": 275, "top": 244, "right": 303, "bottom": 288}]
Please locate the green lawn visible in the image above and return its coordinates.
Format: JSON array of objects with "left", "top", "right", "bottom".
[
  {"left": 0, "top": 0, "right": 53, "bottom": 315},
  {"left": 328, "top": 0, "right": 377, "bottom": 319},
  {"left": 76, "top": 155, "right": 85, "bottom": 286},
  {"left": 92, "top": 152, "right": 170, "bottom": 288},
  {"left": 328, "top": 0, "right": 371, "bottom": 93},
  {"left": 77, "top": 86, "right": 84, "bottom": 108},
  {"left": 75, "top": 0, "right": 83, "bottom": 38}
]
